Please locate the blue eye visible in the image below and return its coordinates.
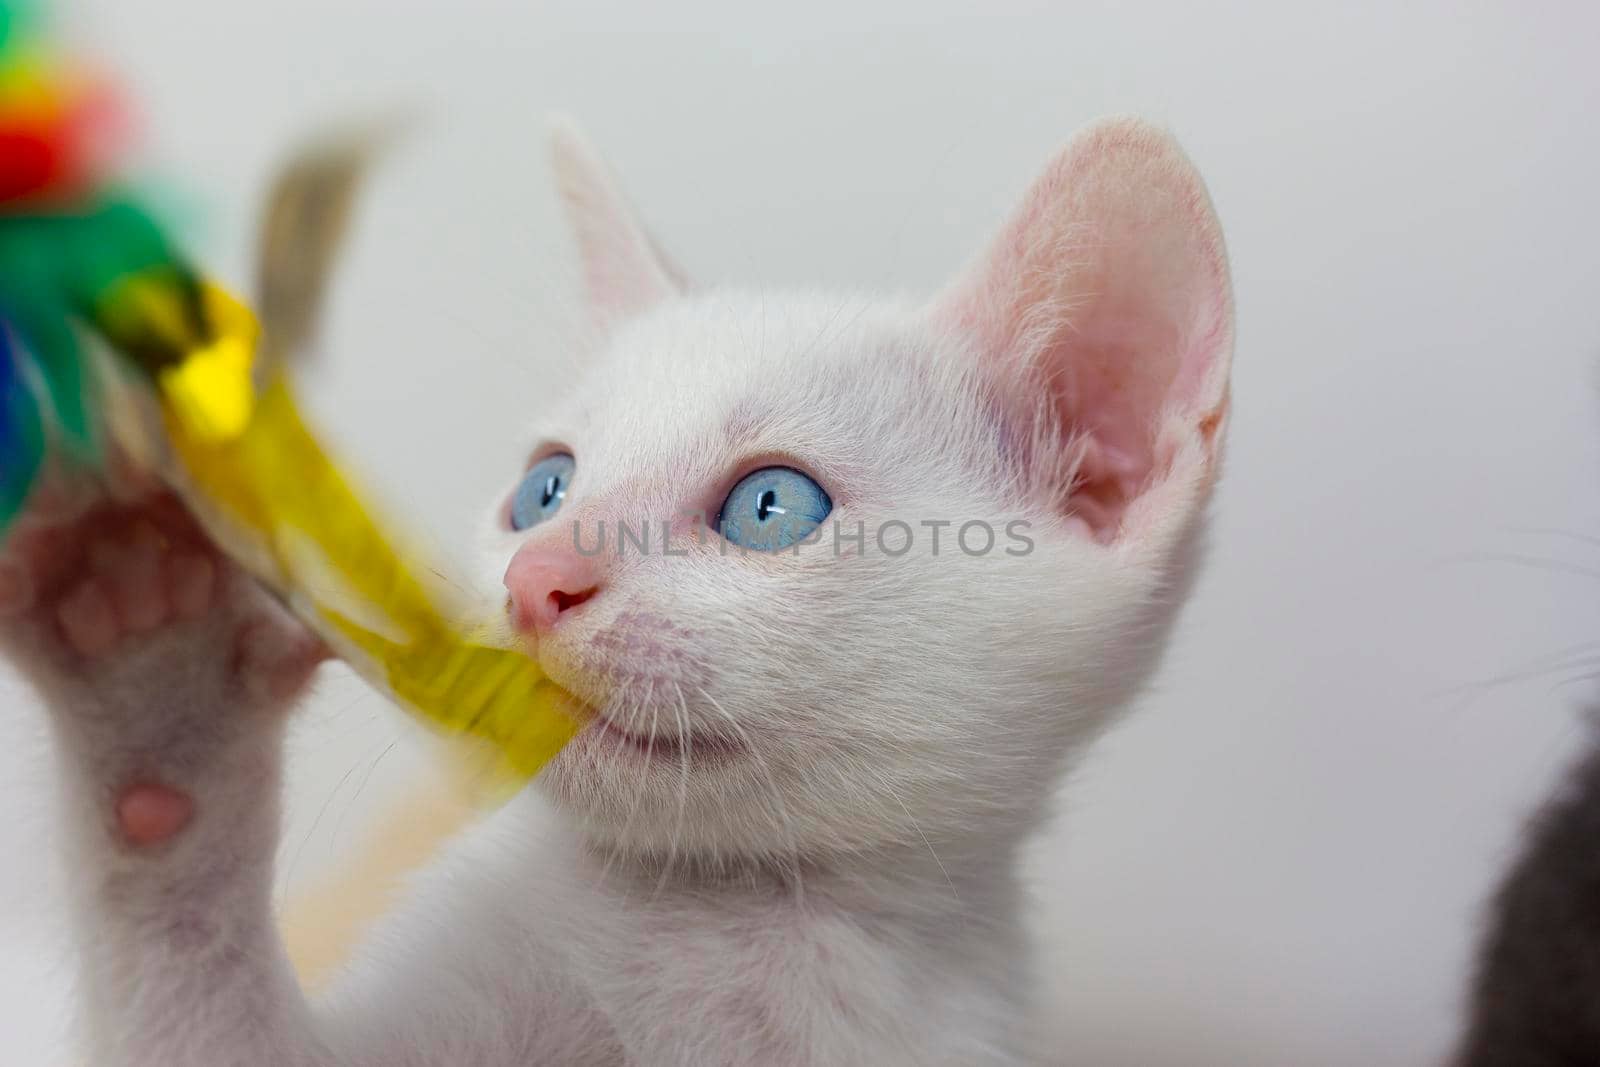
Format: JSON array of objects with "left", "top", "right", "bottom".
[
  {"left": 510, "top": 453, "right": 576, "bottom": 531},
  {"left": 718, "top": 466, "right": 832, "bottom": 551}
]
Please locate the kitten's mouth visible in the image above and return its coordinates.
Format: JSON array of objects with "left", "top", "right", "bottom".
[
  {"left": 586, "top": 712, "right": 743, "bottom": 763},
  {"left": 524, "top": 643, "right": 741, "bottom": 764}
]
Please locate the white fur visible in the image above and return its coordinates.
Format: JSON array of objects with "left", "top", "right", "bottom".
[{"left": 10, "top": 116, "right": 1232, "bottom": 1065}]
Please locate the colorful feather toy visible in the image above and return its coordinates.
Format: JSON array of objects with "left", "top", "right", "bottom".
[{"left": 0, "top": 0, "right": 584, "bottom": 779}]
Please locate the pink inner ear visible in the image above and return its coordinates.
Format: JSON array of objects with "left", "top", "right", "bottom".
[
  {"left": 549, "top": 119, "right": 686, "bottom": 331},
  {"left": 939, "top": 119, "right": 1232, "bottom": 541}
]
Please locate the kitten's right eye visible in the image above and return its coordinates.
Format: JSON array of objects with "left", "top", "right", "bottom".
[{"left": 510, "top": 453, "right": 576, "bottom": 531}]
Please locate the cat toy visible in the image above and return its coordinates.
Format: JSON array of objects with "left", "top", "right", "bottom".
[{"left": 0, "top": 0, "right": 583, "bottom": 779}]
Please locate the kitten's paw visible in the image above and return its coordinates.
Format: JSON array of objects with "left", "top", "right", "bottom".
[
  {"left": 0, "top": 472, "right": 328, "bottom": 852},
  {"left": 0, "top": 476, "right": 326, "bottom": 706},
  {"left": 53, "top": 515, "right": 216, "bottom": 658}
]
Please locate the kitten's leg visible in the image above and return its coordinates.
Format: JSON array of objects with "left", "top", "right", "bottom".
[
  {"left": 1, "top": 474, "right": 621, "bottom": 1067},
  {"left": 0, "top": 473, "right": 331, "bottom": 1066}
]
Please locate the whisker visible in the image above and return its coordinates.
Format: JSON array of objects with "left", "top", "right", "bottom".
[
  {"left": 699, "top": 686, "right": 806, "bottom": 907},
  {"left": 332, "top": 740, "right": 400, "bottom": 851},
  {"left": 279, "top": 746, "right": 374, "bottom": 910},
  {"left": 1437, "top": 642, "right": 1600, "bottom": 706},
  {"left": 889, "top": 789, "right": 963, "bottom": 920},
  {"left": 1503, "top": 527, "right": 1600, "bottom": 550},
  {"left": 652, "top": 683, "right": 693, "bottom": 902},
  {"left": 1438, "top": 552, "right": 1600, "bottom": 582},
  {"left": 598, "top": 685, "right": 663, "bottom": 891}
]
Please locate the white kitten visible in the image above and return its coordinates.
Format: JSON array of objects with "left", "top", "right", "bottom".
[{"left": 0, "top": 115, "right": 1233, "bottom": 1066}]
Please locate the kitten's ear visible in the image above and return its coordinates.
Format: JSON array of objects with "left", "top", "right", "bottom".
[
  {"left": 548, "top": 117, "right": 687, "bottom": 332},
  {"left": 933, "top": 117, "right": 1233, "bottom": 550}
]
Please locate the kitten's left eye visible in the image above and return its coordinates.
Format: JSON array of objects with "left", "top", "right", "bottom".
[
  {"left": 718, "top": 466, "right": 832, "bottom": 551},
  {"left": 510, "top": 453, "right": 576, "bottom": 531}
]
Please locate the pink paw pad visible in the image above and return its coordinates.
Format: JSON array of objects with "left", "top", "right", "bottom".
[
  {"left": 166, "top": 553, "right": 216, "bottom": 620},
  {"left": 237, "top": 618, "right": 330, "bottom": 701},
  {"left": 49, "top": 525, "right": 218, "bottom": 657},
  {"left": 57, "top": 580, "right": 119, "bottom": 657},
  {"left": 115, "top": 782, "right": 194, "bottom": 847}
]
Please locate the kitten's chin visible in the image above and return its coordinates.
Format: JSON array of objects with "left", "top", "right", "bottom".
[{"left": 535, "top": 703, "right": 763, "bottom": 853}]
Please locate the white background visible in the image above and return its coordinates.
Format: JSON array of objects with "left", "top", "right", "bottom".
[{"left": 3, "top": 2, "right": 1599, "bottom": 1063}]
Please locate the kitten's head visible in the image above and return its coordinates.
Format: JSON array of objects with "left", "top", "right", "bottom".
[{"left": 486, "top": 118, "right": 1232, "bottom": 867}]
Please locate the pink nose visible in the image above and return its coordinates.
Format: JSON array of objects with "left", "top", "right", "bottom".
[{"left": 503, "top": 543, "right": 602, "bottom": 634}]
